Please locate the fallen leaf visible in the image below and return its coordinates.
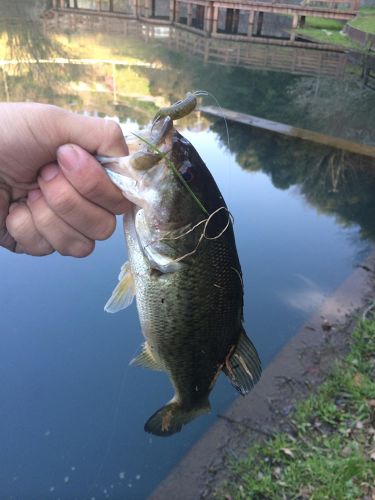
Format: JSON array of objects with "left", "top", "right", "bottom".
[
  {"left": 353, "top": 373, "right": 363, "bottom": 386},
  {"left": 342, "top": 446, "right": 352, "bottom": 457},
  {"left": 298, "top": 485, "right": 314, "bottom": 498},
  {"left": 281, "top": 447, "right": 295, "bottom": 458},
  {"left": 273, "top": 466, "right": 282, "bottom": 478}
]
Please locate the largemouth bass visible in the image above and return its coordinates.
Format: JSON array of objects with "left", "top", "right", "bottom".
[{"left": 99, "top": 106, "right": 261, "bottom": 437}]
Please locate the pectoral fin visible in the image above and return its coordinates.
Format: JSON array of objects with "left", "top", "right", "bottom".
[
  {"left": 130, "top": 342, "right": 163, "bottom": 371},
  {"left": 104, "top": 262, "right": 135, "bottom": 313},
  {"left": 223, "top": 330, "right": 262, "bottom": 396}
]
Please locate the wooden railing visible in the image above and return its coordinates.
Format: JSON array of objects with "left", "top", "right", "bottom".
[{"left": 43, "top": 10, "right": 350, "bottom": 78}]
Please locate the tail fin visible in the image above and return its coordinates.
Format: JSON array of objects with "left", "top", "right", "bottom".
[
  {"left": 223, "top": 330, "right": 262, "bottom": 396},
  {"left": 144, "top": 400, "right": 210, "bottom": 437}
]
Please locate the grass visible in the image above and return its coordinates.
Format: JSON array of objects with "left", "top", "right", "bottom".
[
  {"left": 295, "top": 16, "right": 363, "bottom": 49},
  {"left": 349, "top": 7, "right": 375, "bottom": 34},
  {"left": 217, "top": 313, "right": 375, "bottom": 499}
]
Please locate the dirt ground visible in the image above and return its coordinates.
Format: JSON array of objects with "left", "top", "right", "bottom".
[{"left": 150, "top": 251, "right": 375, "bottom": 500}]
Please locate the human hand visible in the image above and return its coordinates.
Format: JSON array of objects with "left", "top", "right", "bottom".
[{"left": 0, "top": 103, "right": 129, "bottom": 257}]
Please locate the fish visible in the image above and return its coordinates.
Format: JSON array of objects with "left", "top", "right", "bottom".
[{"left": 98, "top": 104, "right": 261, "bottom": 437}]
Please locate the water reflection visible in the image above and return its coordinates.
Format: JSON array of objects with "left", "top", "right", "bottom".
[
  {"left": 0, "top": 1, "right": 83, "bottom": 100},
  {"left": 43, "top": 8, "right": 348, "bottom": 77},
  {"left": 210, "top": 122, "right": 375, "bottom": 241}
]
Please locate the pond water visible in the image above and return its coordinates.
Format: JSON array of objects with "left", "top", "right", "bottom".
[{"left": 1, "top": 2, "right": 375, "bottom": 499}]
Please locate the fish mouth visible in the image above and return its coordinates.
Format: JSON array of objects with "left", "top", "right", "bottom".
[
  {"left": 96, "top": 116, "right": 173, "bottom": 176},
  {"left": 148, "top": 115, "right": 173, "bottom": 147}
]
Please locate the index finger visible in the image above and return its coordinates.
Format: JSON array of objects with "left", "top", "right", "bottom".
[{"left": 57, "top": 144, "right": 130, "bottom": 215}]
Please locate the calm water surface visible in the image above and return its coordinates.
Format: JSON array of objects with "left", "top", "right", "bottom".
[{"left": 1, "top": 2, "right": 375, "bottom": 499}]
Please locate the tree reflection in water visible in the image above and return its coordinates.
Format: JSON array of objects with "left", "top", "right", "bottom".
[
  {"left": 0, "top": 0, "right": 83, "bottom": 101},
  {"left": 212, "top": 120, "right": 375, "bottom": 242}
]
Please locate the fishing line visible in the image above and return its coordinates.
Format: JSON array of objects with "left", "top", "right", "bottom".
[
  {"left": 194, "top": 89, "right": 231, "bottom": 155},
  {"left": 162, "top": 206, "right": 233, "bottom": 264},
  {"left": 193, "top": 89, "right": 232, "bottom": 200},
  {"left": 86, "top": 343, "right": 141, "bottom": 498}
]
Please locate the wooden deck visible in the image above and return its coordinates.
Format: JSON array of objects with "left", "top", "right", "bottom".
[
  {"left": 51, "top": 0, "right": 359, "bottom": 41},
  {"left": 43, "top": 10, "right": 349, "bottom": 77},
  {"left": 200, "top": 105, "right": 375, "bottom": 158}
]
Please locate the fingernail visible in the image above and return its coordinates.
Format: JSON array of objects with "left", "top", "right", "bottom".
[
  {"left": 40, "top": 164, "right": 59, "bottom": 182},
  {"left": 28, "top": 189, "right": 42, "bottom": 202},
  {"left": 57, "top": 144, "right": 80, "bottom": 171}
]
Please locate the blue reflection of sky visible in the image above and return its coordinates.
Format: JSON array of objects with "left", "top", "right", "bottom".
[{"left": 0, "top": 126, "right": 369, "bottom": 499}]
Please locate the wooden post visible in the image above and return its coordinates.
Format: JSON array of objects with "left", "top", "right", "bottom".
[
  {"left": 204, "top": 39, "right": 209, "bottom": 62},
  {"left": 142, "top": 0, "right": 148, "bottom": 17},
  {"left": 291, "top": 47, "right": 297, "bottom": 72},
  {"left": 187, "top": 2, "right": 193, "bottom": 26},
  {"left": 352, "top": 0, "right": 360, "bottom": 10},
  {"left": 52, "top": 0, "right": 57, "bottom": 8},
  {"left": 236, "top": 45, "right": 240, "bottom": 64},
  {"left": 292, "top": 13, "right": 299, "bottom": 29},
  {"left": 212, "top": 5, "right": 218, "bottom": 34},
  {"left": 248, "top": 10, "right": 254, "bottom": 36},
  {"left": 109, "top": 0, "right": 114, "bottom": 11},
  {"left": 256, "top": 11, "right": 263, "bottom": 36},
  {"left": 74, "top": 0, "right": 78, "bottom": 8},
  {"left": 170, "top": 0, "right": 175, "bottom": 22},
  {"left": 96, "top": 0, "right": 100, "bottom": 11},
  {"left": 204, "top": 1, "right": 213, "bottom": 34}
]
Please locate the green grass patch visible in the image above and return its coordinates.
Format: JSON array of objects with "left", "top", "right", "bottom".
[
  {"left": 217, "top": 314, "right": 375, "bottom": 499},
  {"left": 297, "top": 26, "right": 360, "bottom": 47},
  {"left": 349, "top": 7, "right": 375, "bottom": 34},
  {"left": 304, "top": 16, "right": 344, "bottom": 30},
  {"left": 295, "top": 16, "right": 364, "bottom": 49}
]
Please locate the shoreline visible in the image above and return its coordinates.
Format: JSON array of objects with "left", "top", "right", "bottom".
[{"left": 149, "top": 250, "right": 375, "bottom": 499}]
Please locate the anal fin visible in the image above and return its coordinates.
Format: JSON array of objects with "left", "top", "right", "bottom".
[
  {"left": 104, "top": 261, "right": 135, "bottom": 313},
  {"left": 223, "top": 330, "right": 262, "bottom": 396},
  {"left": 130, "top": 342, "right": 163, "bottom": 371}
]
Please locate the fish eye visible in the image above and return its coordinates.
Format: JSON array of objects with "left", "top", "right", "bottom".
[
  {"left": 179, "top": 163, "right": 194, "bottom": 182},
  {"left": 181, "top": 169, "right": 194, "bottom": 182}
]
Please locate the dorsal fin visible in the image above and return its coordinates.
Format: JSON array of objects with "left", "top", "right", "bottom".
[{"left": 223, "top": 330, "right": 262, "bottom": 396}]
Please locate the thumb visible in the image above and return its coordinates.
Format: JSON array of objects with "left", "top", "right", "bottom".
[{"left": 54, "top": 108, "right": 129, "bottom": 157}]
